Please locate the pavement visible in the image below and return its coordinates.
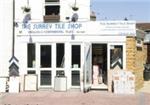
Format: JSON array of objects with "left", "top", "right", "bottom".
[
  {"left": 138, "top": 81, "right": 150, "bottom": 93},
  {"left": 0, "top": 81, "right": 150, "bottom": 105}
]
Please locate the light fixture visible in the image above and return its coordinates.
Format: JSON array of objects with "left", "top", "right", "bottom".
[
  {"left": 71, "top": 13, "right": 78, "bottom": 22},
  {"left": 72, "top": 0, "right": 79, "bottom": 11}
]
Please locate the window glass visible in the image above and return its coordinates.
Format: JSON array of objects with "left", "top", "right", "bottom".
[
  {"left": 27, "top": 70, "right": 36, "bottom": 74},
  {"left": 45, "top": 6, "right": 60, "bottom": 15},
  {"left": 27, "top": 44, "right": 35, "bottom": 68},
  {"left": 72, "top": 71, "right": 80, "bottom": 86},
  {"left": 72, "top": 45, "right": 81, "bottom": 68},
  {"left": 40, "top": 71, "right": 51, "bottom": 85},
  {"left": 56, "top": 70, "right": 65, "bottom": 77},
  {"left": 110, "top": 45, "right": 123, "bottom": 69},
  {"left": 56, "top": 43, "right": 65, "bottom": 68},
  {"left": 40, "top": 45, "right": 51, "bottom": 68}
]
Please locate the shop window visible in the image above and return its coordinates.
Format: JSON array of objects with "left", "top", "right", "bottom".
[
  {"left": 72, "top": 71, "right": 80, "bottom": 86},
  {"left": 27, "top": 44, "right": 35, "bottom": 68},
  {"left": 110, "top": 45, "right": 123, "bottom": 69},
  {"left": 72, "top": 45, "right": 81, "bottom": 68},
  {"left": 40, "top": 45, "right": 51, "bottom": 68},
  {"left": 56, "top": 43, "right": 65, "bottom": 68},
  {"left": 40, "top": 71, "right": 51, "bottom": 85}
]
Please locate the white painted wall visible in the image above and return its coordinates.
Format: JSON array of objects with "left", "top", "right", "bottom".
[
  {"left": 0, "top": 0, "right": 13, "bottom": 76},
  {"left": 14, "top": 0, "right": 90, "bottom": 22},
  {"left": 29, "top": 0, "right": 43, "bottom": 22},
  {"left": 0, "top": 0, "right": 130, "bottom": 91},
  {"left": 0, "top": 0, "right": 90, "bottom": 76},
  {"left": 60, "top": 0, "right": 90, "bottom": 22}
]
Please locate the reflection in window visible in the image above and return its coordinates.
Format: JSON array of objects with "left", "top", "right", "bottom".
[
  {"left": 40, "top": 45, "right": 51, "bottom": 68},
  {"left": 72, "top": 45, "right": 81, "bottom": 68},
  {"left": 56, "top": 43, "right": 65, "bottom": 68},
  {"left": 27, "top": 44, "right": 35, "bottom": 68},
  {"left": 110, "top": 45, "right": 123, "bottom": 69},
  {"left": 40, "top": 71, "right": 51, "bottom": 85}
]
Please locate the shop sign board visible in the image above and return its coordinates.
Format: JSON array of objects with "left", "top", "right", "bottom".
[{"left": 16, "top": 21, "right": 136, "bottom": 36}]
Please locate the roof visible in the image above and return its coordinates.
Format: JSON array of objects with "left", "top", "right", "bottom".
[{"left": 136, "top": 23, "right": 150, "bottom": 32}]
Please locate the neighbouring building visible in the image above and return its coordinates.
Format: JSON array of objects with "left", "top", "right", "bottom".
[
  {"left": 0, "top": 0, "right": 147, "bottom": 93},
  {"left": 137, "top": 23, "right": 150, "bottom": 64}
]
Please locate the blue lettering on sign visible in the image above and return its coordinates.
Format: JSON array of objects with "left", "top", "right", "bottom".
[
  {"left": 68, "top": 23, "right": 82, "bottom": 29},
  {"left": 33, "top": 23, "right": 52, "bottom": 29},
  {"left": 22, "top": 24, "right": 31, "bottom": 29},
  {"left": 21, "top": 23, "right": 83, "bottom": 33},
  {"left": 55, "top": 23, "right": 65, "bottom": 29}
]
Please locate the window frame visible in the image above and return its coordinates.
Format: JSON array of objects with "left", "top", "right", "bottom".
[{"left": 107, "top": 43, "right": 126, "bottom": 70}]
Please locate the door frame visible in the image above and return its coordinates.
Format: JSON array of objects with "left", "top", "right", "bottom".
[
  {"left": 107, "top": 43, "right": 126, "bottom": 70},
  {"left": 83, "top": 42, "right": 92, "bottom": 92},
  {"left": 107, "top": 42, "right": 126, "bottom": 91},
  {"left": 37, "top": 43, "right": 54, "bottom": 89},
  {"left": 70, "top": 43, "right": 84, "bottom": 89}
]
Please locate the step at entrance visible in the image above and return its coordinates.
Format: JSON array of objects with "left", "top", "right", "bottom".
[{"left": 91, "top": 83, "right": 108, "bottom": 90}]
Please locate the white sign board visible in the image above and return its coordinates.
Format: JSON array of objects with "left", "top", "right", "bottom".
[
  {"left": 24, "top": 75, "right": 37, "bottom": 91},
  {"left": 9, "top": 77, "right": 20, "bottom": 93},
  {"left": 16, "top": 21, "right": 136, "bottom": 36},
  {"left": 54, "top": 77, "right": 67, "bottom": 91}
]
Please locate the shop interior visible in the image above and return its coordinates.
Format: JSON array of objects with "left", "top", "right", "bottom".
[{"left": 92, "top": 44, "right": 107, "bottom": 86}]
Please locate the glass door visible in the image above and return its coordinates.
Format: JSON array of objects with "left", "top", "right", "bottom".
[
  {"left": 56, "top": 43, "right": 65, "bottom": 76},
  {"left": 71, "top": 45, "right": 81, "bottom": 88},
  {"left": 107, "top": 43, "right": 125, "bottom": 91},
  {"left": 83, "top": 43, "right": 92, "bottom": 92},
  {"left": 27, "top": 43, "right": 36, "bottom": 74},
  {"left": 108, "top": 43, "right": 125, "bottom": 70},
  {"left": 40, "top": 44, "right": 52, "bottom": 88}
]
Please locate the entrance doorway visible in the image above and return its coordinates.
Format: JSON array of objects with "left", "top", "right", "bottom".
[
  {"left": 39, "top": 44, "right": 52, "bottom": 89},
  {"left": 71, "top": 45, "right": 81, "bottom": 88},
  {"left": 92, "top": 44, "right": 107, "bottom": 89}
]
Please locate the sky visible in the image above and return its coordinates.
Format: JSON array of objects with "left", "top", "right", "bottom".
[{"left": 91, "top": 0, "right": 150, "bottom": 22}]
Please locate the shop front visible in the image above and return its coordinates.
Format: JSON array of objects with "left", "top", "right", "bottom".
[{"left": 15, "top": 21, "right": 136, "bottom": 92}]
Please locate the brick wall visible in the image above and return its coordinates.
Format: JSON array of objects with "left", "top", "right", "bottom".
[{"left": 126, "top": 37, "right": 147, "bottom": 90}]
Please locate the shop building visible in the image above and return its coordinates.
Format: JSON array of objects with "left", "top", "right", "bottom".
[{"left": 0, "top": 0, "right": 147, "bottom": 93}]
